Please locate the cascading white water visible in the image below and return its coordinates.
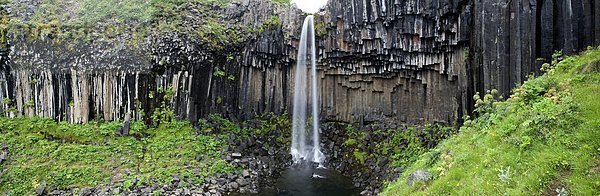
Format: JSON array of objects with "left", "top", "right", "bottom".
[{"left": 291, "top": 15, "right": 325, "bottom": 166}]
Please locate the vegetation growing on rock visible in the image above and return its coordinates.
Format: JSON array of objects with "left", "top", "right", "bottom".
[
  {"left": 0, "top": 117, "right": 233, "bottom": 195},
  {"left": 0, "top": 104, "right": 292, "bottom": 195},
  {"left": 384, "top": 47, "right": 600, "bottom": 195},
  {"left": 343, "top": 124, "right": 455, "bottom": 169},
  {"left": 1, "top": 0, "right": 286, "bottom": 49}
]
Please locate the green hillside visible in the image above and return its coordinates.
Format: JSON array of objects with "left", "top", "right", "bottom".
[{"left": 384, "top": 48, "right": 600, "bottom": 195}]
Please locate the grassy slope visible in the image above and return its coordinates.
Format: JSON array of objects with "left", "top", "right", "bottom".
[
  {"left": 0, "top": 118, "right": 234, "bottom": 195},
  {"left": 384, "top": 48, "right": 600, "bottom": 195}
]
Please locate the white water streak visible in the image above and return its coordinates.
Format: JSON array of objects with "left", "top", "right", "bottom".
[{"left": 291, "top": 15, "right": 325, "bottom": 166}]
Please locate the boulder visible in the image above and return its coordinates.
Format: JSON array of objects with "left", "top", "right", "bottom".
[
  {"left": 231, "top": 152, "right": 242, "bottom": 158},
  {"left": 0, "top": 151, "right": 6, "bottom": 164},
  {"left": 122, "top": 113, "right": 131, "bottom": 135},
  {"left": 35, "top": 184, "right": 45, "bottom": 195},
  {"left": 406, "top": 170, "right": 432, "bottom": 187},
  {"left": 115, "top": 127, "right": 123, "bottom": 136},
  {"left": 141, "top": 187, "right": 152, "bottom": 195},
  {"left": 228, "top": 182, "right": 239, "bottom": 189},
  {"left": 236, "top": 178, "right": 248, "bottom": 187},
  {"left": 241, "top": 170, "right": 250, "bottom": 178},
  {"left": 79, "top": 187, "right": 94, "bottom": 196}
]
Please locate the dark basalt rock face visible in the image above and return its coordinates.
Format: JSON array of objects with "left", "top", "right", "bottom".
[
  {"left": 469, "top": 0, "right": 600, "bottom": 105},
  {"left": 0, "top": 0, "right": 599, "bottom": 125},
  {"left": 316, "top": 0, "right": 471, "bottom": 124},
  {"left": 0, "top": 0, "right": 303, "bottom": 123}
]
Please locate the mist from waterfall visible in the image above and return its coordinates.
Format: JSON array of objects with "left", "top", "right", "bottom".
[{"left": 291, "top": 15, "right": 325, "bottom": 166}]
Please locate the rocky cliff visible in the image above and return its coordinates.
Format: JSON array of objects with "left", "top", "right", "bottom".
[
  {"left": 469, "top": 0, "right": 600, "bottom": 103},
  {"left": 1, "top": 0, "right": 599, "bottom": 125}
]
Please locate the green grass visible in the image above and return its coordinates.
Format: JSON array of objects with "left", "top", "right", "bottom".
[
  {"left": 383, "top": 47, "right": 600, "bottom": 195},
  {"left": 0, "top": 118, "right": 234, "bottom": 195},
  {"left": 0, "top": 112, "right": 292, "bottom": 195}
]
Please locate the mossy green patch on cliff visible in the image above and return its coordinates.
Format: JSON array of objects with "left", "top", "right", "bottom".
[
  {"left": 384, "top": 47, "right": 600, "bottom": 195},
  {"left": 343, "top": 123, "right": 455, "bottom": 169},
  {"left": 0, "top": 5, "right": 8, "bottom": 48},
  {"left": 313, "top": 14, "right": 328, "bottom": 37},
  {"left": 0, "top": 118, "right": 233, "bottom": 195},
  {"left": 271, "top": 0, "right": 291, "bottom": 5},
  {"left": 4, "top": 0, "right": 288, "bottom": 43},
  {"left": 200, "top": 112, "right": 291, "bottom": 141}
]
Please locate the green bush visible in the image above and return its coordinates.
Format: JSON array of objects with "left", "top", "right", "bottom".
[
  {"left": 342, "top": 124, "right": 455, "bottom": 168},
  {"left": 150, "top": 86, "right": 175, "bottom": 126}
]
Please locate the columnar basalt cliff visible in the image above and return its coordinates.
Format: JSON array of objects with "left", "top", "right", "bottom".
[
  {"left": 316, "top": 0, "right": 471, "bottom": 124},
  {"left": 0, "top": 0, "right": 304, "bottom": 123},
  {"left": 0, "top": 0, "right": 599, "bottom": 125},
  {"left": 469, "top": 0, "right": 600, "bottom": 102}
]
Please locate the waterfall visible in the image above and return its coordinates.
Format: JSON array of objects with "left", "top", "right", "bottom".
[{"left": 291, "top": 15, "right": 325, "bottom": 166}]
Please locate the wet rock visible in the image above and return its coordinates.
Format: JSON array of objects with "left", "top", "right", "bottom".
[
  {"left": 241, "top": 170, "right": 250, "bottom": 178},
  {"left": 406, "top": 170, "right": 432, "bottom": 187},
  {"left": 224, "top": 155, "right": 232, "bottom": 162},
  {"left": 360, "top": 190, "right": 369, "bottom": 195},
  {"left": 236, "top": 178, "right": 248, "bottom": 187},
  {"left": 227, "top": 173, "right": 236, "bottom": 180},
  {"left": 216, "top": 178, "right": 227, "bottom": 186},
  {"left": 228, "top": 182, "right": 239, "bottom": 189},
  {"left": 115, "top": 127, "right": 123, "bottom": 136},
  {"left": 0, "top": 151, "right": 6, "bottom": 164},
  {"left": 141, "top": 187, "right": 152, "bottom": 195},
  {"left": 380, "top": 157, "right": 389, "bottom": 166},
  {"left": 122, "top": 113, "right": 131, "bottom": 135},
  {"left": 231, "top": 152, "right": 242, "bottom": 158},
  {"left": 267, "top": 147, "right": 275, "bottom": 155},
  {"left": 174, "top": 189, "right": 183, "bottom": 195},
  {"left": 35, "top": 184, "right": 45, "bottom": 195},
  {"left": 79, "top": 187, "right": 94, "bottom": 196}
]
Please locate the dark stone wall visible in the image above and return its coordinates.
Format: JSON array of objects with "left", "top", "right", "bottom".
[
  {"left": 0, "top": 0, "right": 599, "bottom": 124},
  {"left": 469, "top": 0, "right": 600, "bottom": 101},
  {"left": 315, "top": 0, "right": 471, "bottom": 124}
]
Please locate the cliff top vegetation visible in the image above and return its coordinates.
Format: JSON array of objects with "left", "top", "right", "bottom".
[{"left": 0, "top": 0, "right": 290, "bottom": 47}]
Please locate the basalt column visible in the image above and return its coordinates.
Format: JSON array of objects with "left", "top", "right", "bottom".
[
  {"left": 316, "top": 0, "right": 472, "bottom": 124},
  {"left": 469, "top": 0, "right": 600, "bottom": 98}
]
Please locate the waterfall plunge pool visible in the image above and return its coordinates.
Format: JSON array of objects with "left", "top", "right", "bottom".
[{"left": 255, "top": 165, "right": 361, "bottom": 196}]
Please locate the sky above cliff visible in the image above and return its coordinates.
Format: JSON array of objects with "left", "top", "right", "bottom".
[{"left": 292, "top": 0, "right": 327, "bottom": 13}]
